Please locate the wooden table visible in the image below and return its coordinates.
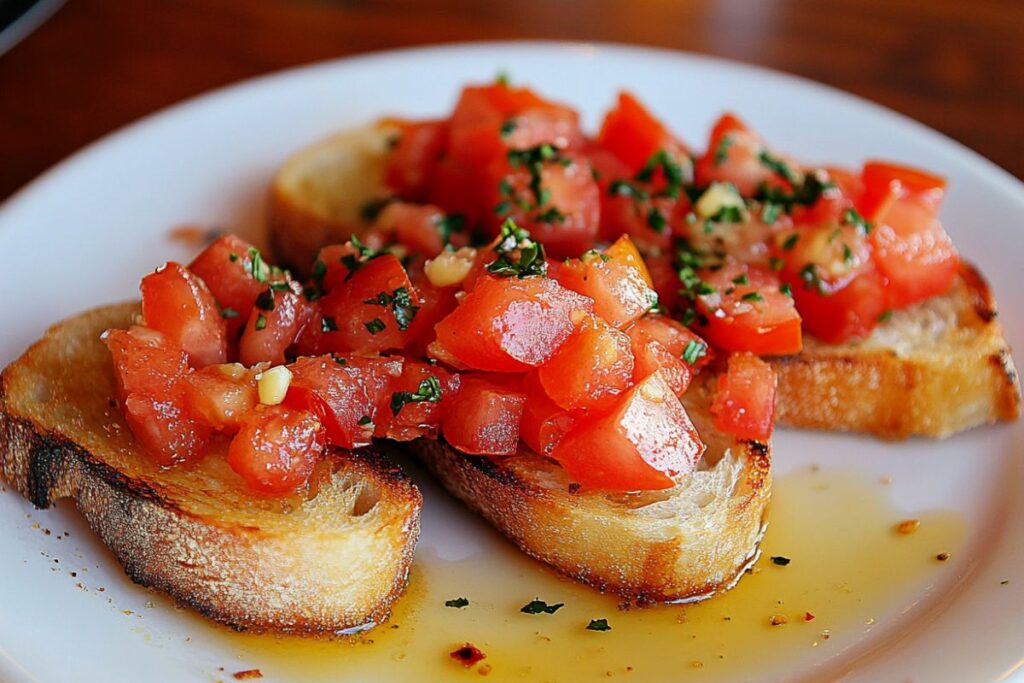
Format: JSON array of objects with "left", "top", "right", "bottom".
[{"left": 1, "top": 0, "right": 1021, "bottom": 201}]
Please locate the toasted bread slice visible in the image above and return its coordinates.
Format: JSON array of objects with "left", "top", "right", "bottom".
[
  {"left": 267, "top": 125, "right": 1019, "bottom": 440},
  {"left": 408, "top": 386, "right": 771, "bottom": 604},
  {"left": 0, "top": 303, "right": 422, "bottom": 634},
  {"left": 268, "top": 122, "right": 398, "bottom": 275},
  {"left": 772, "top": 263, "right": 1021, "bottom": 439}
]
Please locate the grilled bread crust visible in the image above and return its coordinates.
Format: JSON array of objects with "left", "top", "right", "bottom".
[
  {"left": 408, "top": 390, "right": 771, "bottom": 604},
  {"left": 773, "top": 263, "right": 1020, "bottom": 439},
  {"left": 0, "top": 303, "right": 422, "bottom": 634}
]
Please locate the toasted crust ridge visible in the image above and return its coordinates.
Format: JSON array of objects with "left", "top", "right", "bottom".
[
  {"left": 0, "top": 303, "right": 422, "bottom": 633},
  {"left": 772, "top": 263, "right": 1021, "bottom": 439}
]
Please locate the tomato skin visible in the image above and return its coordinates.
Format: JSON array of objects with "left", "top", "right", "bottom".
[
  {"left": 484, "top": 154, "right": 601, "bottom": 259},
  {"left": 520, "top": 372, "right": 575, "bottom": 456},
  {"left": 312, "top": 243, "right": 358, "bottom": 294},
  {"left": 188, "top": 234, "right": 265, "bottom": 340},
  {"left": 710, "top": 353, "right": 777, "bottom": 442},
  {"left": 141, "top": 262, "right": 228, "bottom": 367},
  {"left": 557, "top": 236, "right": 658, "bottom": 329},
  {"left": 385, "top": 119, "right": 447, "bottom": 201},
  {"left": 860, "top": 160, "right": 947, "bottom": 221},
  {"left": 433, "top": 275, "right": 594, "bottom": 372},
  {"left": 626, "top": 325, "right": 692, "bottom": 395},
  {"left": 550, "top": 372, "right": 704, "bottom": 492},
  {"left": 790, "top": 267, "right": 889, "bottom": 343},
  {"left": 597, "top": 91, "right": 689, "bottom": 173},
  {"left": 287, "top": 355, "right": 403, "bottom": 450},
  {"left": 537, "top": 314, "right": 635, "bottom": 415},
  {"left": 227, "top": 406, "right": 325, "bottom": 495},
  {"left": 319, "top": 254, "right": 423, "bottom": 354},
  {"left": 104, "top": 326, "right": 211, "bottom": 466},
  {"left": 378, "top": 362, "right": 459, "bottom": 442},
  {"left": 374, "top": 202, "right": 465, "bottom": 258},
  {"left": 184, "top": 364, "right": 258, "bottom": 431},
  {"left": 238, "top": 286, "right": 309, "bottom": 367},
  {"left": 441, "top": 376, "right": 526, "bottom": 456},
  {"left": 695, "top": 263, "right": 802, "bottom": 356}
]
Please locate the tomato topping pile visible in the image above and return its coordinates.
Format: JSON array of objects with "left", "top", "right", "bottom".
[{"left": 108, "top": 78, "right": 965, "bottom": 495}]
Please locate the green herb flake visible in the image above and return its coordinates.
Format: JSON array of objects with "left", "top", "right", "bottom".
[
  {"left": 357, "top": 415, "right": 373, "bottom": 426},
  {"left": 732, "top": 273, "right": 749, "bottom": 285},
  {"left": 364, "top": 287, "right": 420, "bottom": 331},
  {"left": 769, "top": 256, "right": 784, "bottom": 271},
  {"left": 842, "top": 207, "right": 874, "bottom": 235},
  {"left": 520, "top": 599, "right": 564, "bottom": 615},
  {"left": 312, "top": 259, "right": 328, "bottom": 286},
  {"left": 646, "top": 207, "right": 668, "bottom": 233},
  {"left": 761, "top": 202, "right": 783, "bottom": 225},
  {"left": 445, "top": 597, "right": 469, "bottom": 609},
  {"left": 228, "top": 253, "right": 240, "bottom": 263},
  {"left": 254, "top": 314, "right": 268, "bottom": 331},
  {"left": 586, "top": 618, "right": 612, "bottom": 632},
  {"left": 485, "top": 218, "right": 548, "bottom": 279},
  {"left": 757, "top": 150, "right": 800, "bottom": 184},
  {"left": 255, "top": 289, "right": 275, "bottom": 311},
  {"left": 500, "top": 118, "right": 517, "bottom": 137},
  {"left": 247, "top": 247, "right": 269, "bottom": 283},
  {"left": 220, "top": 307, "right": 239, "bottom": 319},
  {"left": 364, "top": 318, "right": 386, "bottom": 335},
  {"left": 495, "top": 70, "right": 510, "bottom": 86},
  {"left": 682, "top": 339, "right": 708, "bottom": 365},
  {"left": 770, "top": 556, "right": 792, "bottom": 566},
  {"left": 782, "top": 233, "right": 799, "bottom": 251},
  {"left": 780, "top": 282, "right": 793, "bottom": 297},
  {"left": 713, "top": 135, "right": 734, "bottom": 166},
  {"left": 390, "top": 375, "right": 443, "bottom": 416},
  {"left": 321, "top": 316, "right": 338, "bottom": 333},
  {"left": 741, "top": 291, "right": 764, "bottom": 302},
  {"left": 877, "top": 309, "right": 894, "bottom": 323}
]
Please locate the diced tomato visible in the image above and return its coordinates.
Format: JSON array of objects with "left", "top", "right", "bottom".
[
  {"left": 484, "top": 153, "right": 601, "bottom": 259},
  {"left": 238, "top": 285, "right": 309, "bottom": 367},
  {"left": 869, "top": 197, "right": 958, "bottom": 309},
  {"left": 551, "top": 372, "right": 704, "bottom": 491},
  {"left": 441, "top": 376, "right": 526, "bottom": 456},
  {"left": 520, "top": 372, "right": 575, "bottom": 456},
  {"left": 695, "top": 263, "right": 802, "bottom": 356},
  {"left": 226, "top": 406, "right": 325, "bottom": 495},
  {"left": 374, "top": 202, "right": 465, "bottom": 258},
  {"left": 140, "top": 262, "right": 228, "bottom": 367},
  {"left": 104, "top": 326, "right": 210, "bottom": 465},
  {"left": 188, "top": 234, "right": 265, "bottom": 340},
  {"left": 629, "top": 315, "right": 712, "bottom": 370},
  {"left": 791, "top": 168, "right": 860, "bottom": 227},
  {"left": 626, "top": 325, "right": 692, "bottom": 395},
  {"left": 710, "top": 352, "right": 777, "bottom": 442},
  {"left": 557, "top": 236, "right": 658, "bottom": 329},
  {"left": 312, "top": 243, "right": 358, "bottom": 294},
  {"left": 538, "top": 314, "right": 635, "bottom": 414},
  {"left": 597, "top": 91, "right": 689, "bottom": 174},
  {"left": 790, "top": 267, "right": 889, "bottom": 343},
  {"left": 287, "top": 355, "right": 402, "bottom": 450},
  {"left": 430, "top": 157, "right": 488, "bottom": 226},
  {"left": 184, "top": 364, "right": 258, "bottom": 431},
  {"left": 378, "top": 362, "right": 459, "bottom": 442},
  {"left": 645, "top": 253, "right": 684, "bottom": 315},
  {"left": 385, "top": 119, "right": 447, "bottom": 201},
  {"left": 318, "top": 254, "right": 423, "bottom": 354},
  {"left": 859, "top": 160, "right": 947, "bottom": 221},
  {"left": 433, "top": 275, "right": 594, "bottom": 372},
  {"left": 694, "top": 113, "right": 796, "bottom": 198}
]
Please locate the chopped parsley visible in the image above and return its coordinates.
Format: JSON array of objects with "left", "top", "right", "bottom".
[
  {"left": 485, "top": 218, "right": 547, "bottom": 278},
  {"left": 500, "top": 118, "right": 517, "bottom": 137},
  {"left": 770, "top": 556, "right": 792, "bottom": 566},
  {"left": 495, "top": 69, "right": 510, "bottom": 86},
  {"left": 364, "top": 318, "right": 386, "bottom": 334},
  {"left": 781, "top": 233, "right": 800, "bottom": 251},
  {"left": 359, "top": 197, "right": 394, "bottom": 223},
  {"left": 255, "top": 289, "right": 275, "bottom": 311},
  {"left": 364, "top": 286, "right": 420, "bottom": 331},
  {"left": 586, "top": 618, "right": 612, "bottom": 632},
  {"left": 247, "top": 247, "right": 269, "bottom": 283},
  {"left": 647, "top": 207, "right": 668, "bottom": 233},
  {"left": 842, "top": 207, "right": 873, "bottom": 235},
  {"left": 732, "top": 273, "right": 749, "bottom": 285},
  {"left": 520, "top": 599, "right": 564, "bottom": 615},
  {"left": 507, "top": 143, "right": 568, "bottom": 208},
  {"left": 636, "top": 149, "right": 687, "bottom": 189},
  {"left": 757, "top": 150, "right": 801, "bottom": 184},
  {"left": 435, "top": 213, "right": 466, "bottom": 245},
  {"left": 340, "top": 235, "right": 388, "bottom": 275},
  {"left": 607, "top": 179, "right": 649, "bottom": 200},
  {"left": 842, "top": 243, "right": 854, "bottom": 264},
  {"left": 877, "top": 309, "right": 894, "bottom": 323},
  {"left": 799, "top": 263, "right": 825, "bottom": 293},
  {"left": 769, "top": 256, "right": 784, "bottom": 271},
  {"left": 741, "top": 291, "right": 764, "bottom": 302},
  {"left": 756, "top": 169, "right": 836, "bottom": 213},
  {"left": 390, "top": 375, "right": 444, "bottom": 416},
  {"left": 312, "top": 259, "right": 328, "bottom": 286},
  {"left": 682, "top": 339, "right": 708, "bottom": 365},
  {"left": 713, "top": 135, "right": 734, "bottom": 166},
  {"left": 321, "top": 316, "right": 338, "bottom": 333},
  {"left": 780, "top": 282, "right": 793, "bottom": 297},
  {"left": 220, "top": 307, "right": 239, "bottom": 319},
  {"left": 445, "top": 597, "right": 470, "bottom": 609},
  {"left": 357, "top": 415, "right": 373, "bottom": 426},
  {"left": 254, "top": 314, "right": 267, "bottom": 331},
  {"left": 761, "top": 202, "right": 783, "bottom": 225}
]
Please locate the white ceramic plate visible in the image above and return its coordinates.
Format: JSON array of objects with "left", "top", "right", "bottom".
[{"left": 1, "top": 42, "right": 1022, "bottom": 683}]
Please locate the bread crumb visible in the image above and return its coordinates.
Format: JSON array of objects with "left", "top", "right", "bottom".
[
  {"left": 769, "top": 615, "right": 788, "bottom": 626},
  {"left": 936, "top": 552, "right": 950, "bottom": 562},
  {"left": 478, "top": 663, "right": 493, "bottom": 676},
  {"left": 895, "top": 519, "right": 920, "bottom": 534}
]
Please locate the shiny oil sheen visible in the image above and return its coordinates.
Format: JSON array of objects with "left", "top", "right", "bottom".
[{"left": 193, "top": 467, "right": 966, "bottom": 681}]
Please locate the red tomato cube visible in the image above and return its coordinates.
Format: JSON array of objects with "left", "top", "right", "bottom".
[{"left": 441, "top": 376, "right": 526, "bottom": 456}]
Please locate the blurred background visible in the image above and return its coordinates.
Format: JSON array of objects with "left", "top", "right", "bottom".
[{"left": 0, "top": 0, "right": 1021, "bottom": 201}]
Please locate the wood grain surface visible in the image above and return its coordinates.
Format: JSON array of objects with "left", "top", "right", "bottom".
[{"left": 0, "top": 0, "right": 1021, "bottom": 201}]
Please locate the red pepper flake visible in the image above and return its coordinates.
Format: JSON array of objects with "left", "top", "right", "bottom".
[
  {"left": 804, "top": 611, "right": 815, "bottom": 622},
  {"left": 450, "top": 643, "right": 487, "bottom": 667},
  {"left": 478, "top": 663, "right": 493, "bottom": 676},
  {"left": 233, "top": 670, "right": 263, "bottom": 680}
]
